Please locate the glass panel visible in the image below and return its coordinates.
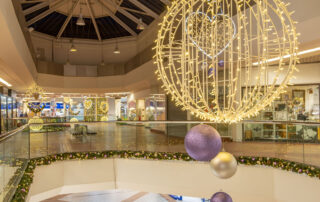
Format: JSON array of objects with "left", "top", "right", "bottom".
[
  {"left": 1, "top": 96, "right": 7, "bottom": 133},
  {"left": 0, "top": 128, "right": 29, "bottom": 201},
  {"left": 7, "top": 98, "right": 13, "bottom": 131}
]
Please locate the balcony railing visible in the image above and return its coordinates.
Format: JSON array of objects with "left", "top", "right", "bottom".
[{"left": 1, "top": 120, "right": 320, "bottom": 201}]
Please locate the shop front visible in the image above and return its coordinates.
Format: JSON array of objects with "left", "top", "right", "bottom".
[
  {"left": 243, "top": 84, "right": 320, "bottom": 142},
  {"left": 18, "top": 93, "right": 167, "bottom": 122}
]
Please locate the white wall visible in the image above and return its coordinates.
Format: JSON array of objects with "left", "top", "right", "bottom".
[
  {"left": 27, "top": 158, "right": 320, "bottom": 202},
  {"left": 0, "top": 0, "right": 37, "bottom": 91},
  {"left": 31, "top": 33, "right": 138, "bottom": 66},
  {"left": 38, "top": 60, "right": 160, "bottom": 93}
]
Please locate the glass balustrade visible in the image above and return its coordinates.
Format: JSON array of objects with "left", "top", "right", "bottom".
[{"left": 1, "top": 119, "right": 320, "bottom": 201}]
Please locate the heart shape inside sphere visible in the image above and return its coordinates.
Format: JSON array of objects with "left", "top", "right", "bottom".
[{"left": 186, "top": 12, "right": 236, "bottom": 59}]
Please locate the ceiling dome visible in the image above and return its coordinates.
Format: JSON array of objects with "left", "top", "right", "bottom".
[{"left": 21, "top": 0, "right": 168, "bottom": 40}]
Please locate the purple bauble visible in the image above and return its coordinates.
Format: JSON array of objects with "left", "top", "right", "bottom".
[
  {"left": 210, "top": 192, "right": 233, "bottom": 202},
  {"left": 184, "top": 124, "right": 222, "bottom": 161},
  {"left": 218, "top": 60, "right": 224, "bottom": 67}
]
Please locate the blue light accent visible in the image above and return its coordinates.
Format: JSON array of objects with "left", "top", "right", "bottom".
[
  {"left": 185, "top": 11, "right": 237, "bottom": 59},
  {"left": 44, "top": 103, "right": 50, "bottom": 109},
  {"left": 56, "top": 103, "right": 64, "bottom": 109},
  {"left": 169, "top": 195, "right": 183, "bottom": 200}
]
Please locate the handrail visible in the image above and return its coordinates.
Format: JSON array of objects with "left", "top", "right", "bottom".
[
  {"left": 0, "top": 124, "right": 29, "bottom": 142},
  {"left": 26, "top": 120, "right": 320, "bottom": 125}
]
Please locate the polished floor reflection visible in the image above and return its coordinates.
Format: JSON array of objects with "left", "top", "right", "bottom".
[{"left": 5, "top": 122, "right": 320, "bottom": 167}]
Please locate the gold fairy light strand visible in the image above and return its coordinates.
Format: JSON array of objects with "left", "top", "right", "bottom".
[{"left": 154, "top": 0, "right": 298, "bottom": 123}]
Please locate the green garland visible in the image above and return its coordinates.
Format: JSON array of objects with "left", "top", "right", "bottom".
[{"left": 11, "top": 151, "right": 320, "bottom": 202}]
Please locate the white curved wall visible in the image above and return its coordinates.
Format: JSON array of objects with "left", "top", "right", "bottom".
[
  {"left": 27, "top": 159, "right": 320, "bottom": 202},
  {"left": 37, "top": 60, "right": 160, "bottom": 93},
  {"left": 0, "top": 0, "right": 37, "bottom": 91}
]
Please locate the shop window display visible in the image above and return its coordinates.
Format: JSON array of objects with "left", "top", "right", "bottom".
[{"left": 243, "top": 85, "right": 320, "bottom": 142}]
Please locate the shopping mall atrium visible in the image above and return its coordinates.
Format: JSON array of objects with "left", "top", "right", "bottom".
[{"left": 0, "top": 0, "right": 320, "bottom": 201}]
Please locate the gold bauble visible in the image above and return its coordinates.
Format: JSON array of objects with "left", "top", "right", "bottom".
[
  {"left": 70, "top": 118, "right": 79, "bottom": 123},
  {"left": 210, "top": 152, "right": 237, "bottom": 179},
  {"left": 101, "top": 116, "right": 108, "bottom": 122}
]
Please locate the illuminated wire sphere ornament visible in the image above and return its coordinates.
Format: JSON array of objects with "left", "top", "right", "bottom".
[
  {"left": 184, "top": 124, "right": 222, "bottom": 161},
  {"left": 155, "top": 0, "right": 299, "bottom": 123},
  {"left": 210, "top": 152, "right": 237, "bottom": 179},
  {"left": 210, "top": 192, "right": 233, "bottom": 202}
]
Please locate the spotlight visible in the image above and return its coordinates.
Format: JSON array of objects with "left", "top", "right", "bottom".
[
  {"left": 137, "top": 18, "right": 145, "bottom": 30},
  {"left": 113, "top": 44, "right": 120, "bottom": 54},
  {"left": 70, "top": 43, "right": 77, "bottom": 52},
  {"left": 28, "top": 27, "right": 34, "bottom": 32},
  {"left": 76, "top": 13, "right": 85, "bottom": 26}
]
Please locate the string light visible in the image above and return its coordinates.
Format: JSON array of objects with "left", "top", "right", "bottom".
[
  {"left": 155, "top": 0, "right": 299, "bottom": 123},
  {"left": 25, "top": 84, "right": 46, "bottom": 101}
]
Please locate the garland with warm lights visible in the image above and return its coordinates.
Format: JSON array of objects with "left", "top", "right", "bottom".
[{"left": 11, "top": 151, "right": 320, "bottom": 202}]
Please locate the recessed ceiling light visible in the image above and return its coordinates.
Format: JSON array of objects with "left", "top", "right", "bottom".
[
  {"left": 253, "top": 46, "right": 320, "bottom": 66},
  {"left": 0, "top": 77, "right": 12, "bottom": 87}
]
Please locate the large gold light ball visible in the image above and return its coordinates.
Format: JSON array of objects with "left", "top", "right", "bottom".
[
  {"left": 210, "top": 152, "right": 237, "bottom": 179},
  {"left": 101, "top": 116, "right": 108, "bottom": 121},
  {"left": 155, "top": 0, "right": 299, "bottom": 123},
  {"left": 28, "top": 116, "right": 44, "bottom": 131},
  {"left": 70, "top": 118, "right": 79, "bottom": 123}
]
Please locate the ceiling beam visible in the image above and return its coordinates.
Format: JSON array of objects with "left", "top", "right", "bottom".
[
  {"left": 120, "top": 7, "right": 147, "bottom": 16},
  {"left": 57, "top": 0, "right": 80, "bottom": 39},
  {"left": 160, "top": 0, "right": 170, "bottom": 5},
  {"left": 21, "top": 0, "right": 47, "bottom": 3},
  {"left": 86, "top": 0, "right": 102, "bottom": 41},
  {"left": 26, "top": 0, "right": 67, "bottom": 26},
  {"left": 23, "top": 1, "right": 49, "bottom": 15},
  {"left": 128, "top": 0, "right": 158, "bottom": 19},
  {"left": 96, "top": 0, "right": 137, "bottom": 36},
  {"left": 106, "top": 0, "right": 147, "bottom": 27}
]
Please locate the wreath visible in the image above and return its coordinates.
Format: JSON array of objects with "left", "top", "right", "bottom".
[
  {"left": 84, "top": 99, "right": 93, "bottom": 109},
  {"left": 69, "top": 107, "right": 80, "bottom": 116},
  {"left": 67, "top": 103, "right": 80, "bottom": 116},
  {"left": 27, "top": 103, "right": 45, "bottom": 114},
  {"left": 100, "top": 101, "right": 109, "bottom": 114}
]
